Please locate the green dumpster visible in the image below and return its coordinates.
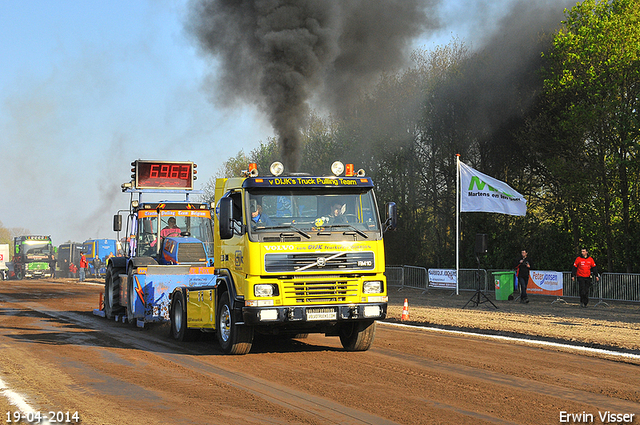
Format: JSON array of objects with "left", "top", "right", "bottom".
[{"left": 493, "top": 271, "right": 515, "bottom": 300}]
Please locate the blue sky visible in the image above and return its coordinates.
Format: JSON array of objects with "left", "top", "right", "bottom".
[
  {"left": 0, "top": 0, "right": 555, "bottom": 245},
  {"left": 0, "top": 0, "right": 274, "bottom": 245}
]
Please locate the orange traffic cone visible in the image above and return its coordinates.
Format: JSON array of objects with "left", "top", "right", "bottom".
[
  {"left": 99, "top": 292, "right": 104, "bottom": 311},
  {"left": 401, "top": 298, "right": 409, "bottom": 321}
]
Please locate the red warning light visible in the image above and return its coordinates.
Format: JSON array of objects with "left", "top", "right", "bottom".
[{"left": 346, "top": 164, "right": 354, "bottom": 177}]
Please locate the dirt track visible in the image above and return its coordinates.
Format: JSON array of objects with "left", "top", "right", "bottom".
[
  {"left": 0, "top": 279, "right": 638, "bottom": 425},
  {"left": 386, "top": 286, "right": 640, "bottom": 353}
]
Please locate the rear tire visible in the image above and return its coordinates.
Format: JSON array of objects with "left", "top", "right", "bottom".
[
  {"left": 170, "top": 291, "right": 198, "bottom": 342},
  {"left": 104, "top": 265, "right": 124, "bottom": 319},
  {"left": 339, "top": 320, "right": 376, "bottom": 351},
  {"left": 216, "top": 291, "right": 253, "bottom": 355}
]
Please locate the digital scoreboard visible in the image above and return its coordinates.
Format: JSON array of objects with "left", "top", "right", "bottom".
[{"left": 132, "top": 160, "right": 195, "bottom": 190}]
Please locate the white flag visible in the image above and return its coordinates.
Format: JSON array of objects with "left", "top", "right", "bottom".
[{"left": 459, "top": 162, "right": 527, "bottom": 216}]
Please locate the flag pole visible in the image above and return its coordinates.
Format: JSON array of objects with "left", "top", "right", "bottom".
[{"left": 456, "top": 154, "right": 460, "bottom": 295}]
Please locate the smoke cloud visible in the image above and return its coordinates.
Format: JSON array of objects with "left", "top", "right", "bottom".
[
  {"left": 187, "top": 0, "right": 437, "bottom": 171},
  {"left": 453, "top": 0, "right": 574, "bottom": 135}
]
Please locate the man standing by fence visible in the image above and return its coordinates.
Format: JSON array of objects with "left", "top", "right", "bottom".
[
  {"left": 515, "top": 250, "right": 531, "bottom": 303},
  {"left": 571, "top": 248, "right": 599, "bottom": 308}
]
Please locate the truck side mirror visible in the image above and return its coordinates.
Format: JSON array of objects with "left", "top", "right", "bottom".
[
  {"left": 384, "top": 202, "right": 397, "bottom": 232},
  {"left": 218, "top": 197, "right": 234, "bottom": 240},
  {"left": 113, "top": 215, "right": 122, "bottom": 232}
]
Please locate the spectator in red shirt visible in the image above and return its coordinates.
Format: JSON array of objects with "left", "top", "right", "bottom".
[
  {"left": 571, "top": 248, "right": 599, "bottom": 308},
  {"left": 69, "top": 262, "right": 78, "bottom": 279},
  {"left": 79, "top": 253, "right": 88, "bottom": 282}
]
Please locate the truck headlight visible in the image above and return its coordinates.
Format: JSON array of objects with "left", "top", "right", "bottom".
[
  {"left": 254, "top": 284, "right": 275, "bottom": 297},
  {"left": 363, "top": 281, "right": 383, "bottom": 294}
]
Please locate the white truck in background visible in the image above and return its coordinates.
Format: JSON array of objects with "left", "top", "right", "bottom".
[{"left": 0, "top": 244, "right": 9, "bottom": 280}]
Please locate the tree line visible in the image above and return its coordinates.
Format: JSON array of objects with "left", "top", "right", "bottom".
[{"left": 203, "top": 0, "right": 640, "bottom": 273}]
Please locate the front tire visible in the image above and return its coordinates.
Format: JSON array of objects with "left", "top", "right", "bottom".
[
  {"left": 216, "top": 291, "right": 253, "bottom": 355},
  {"left": 170, "top": 291, "right": 198, "bottom": 342},
  {"left": 339, "top": 320, "right": 376, "bottom": 351},
  {"left": 104, "top": 265, "right": 124, "bottom": 319}
]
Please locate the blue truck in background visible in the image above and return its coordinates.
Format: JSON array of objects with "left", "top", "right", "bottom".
[{"left": 82, "top": 239, "right": 120, "bottom": 277}]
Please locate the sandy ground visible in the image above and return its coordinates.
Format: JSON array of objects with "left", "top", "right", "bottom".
[
  {"left": 1, "top": 278, "right": 638, "bottom": 425},
  {"left": 386, "top": 286, "right": 640, "bottom": 353}
]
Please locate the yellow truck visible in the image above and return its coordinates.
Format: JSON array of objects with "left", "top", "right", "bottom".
[{"left": 173, "top": 161, "right": 397, "bottom": 354}]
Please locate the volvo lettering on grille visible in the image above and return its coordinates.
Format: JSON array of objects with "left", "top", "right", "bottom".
[{"left": 264, "top": 252, "right": 375, "bottom": 272}]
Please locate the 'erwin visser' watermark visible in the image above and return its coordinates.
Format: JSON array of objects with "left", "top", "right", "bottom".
[{"left": 559, "top": 411, "right": 635, "bottom": 423}]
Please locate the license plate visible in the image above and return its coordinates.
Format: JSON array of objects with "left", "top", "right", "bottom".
[{"left": 306, "top": 308, "right": 337, "bottom": 321}]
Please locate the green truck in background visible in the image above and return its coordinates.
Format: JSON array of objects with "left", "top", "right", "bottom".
[{"left": 13, "top": 235, "right": 55, "bottom": 279}]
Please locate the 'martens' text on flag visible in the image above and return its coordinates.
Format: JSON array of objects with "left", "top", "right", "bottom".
[{"left": 459, "top": 162, "right": 527, "bottom": 216}]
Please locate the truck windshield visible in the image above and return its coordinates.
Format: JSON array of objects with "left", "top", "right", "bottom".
[
  {"left": 136, "top": 213, "right": 215, "bottom": 257},
  {"left": 246, "top": 189, "right": 381, "bottom": 239},
  {"left": 22, "top": 241, "right": 53, "bottom": 257}
]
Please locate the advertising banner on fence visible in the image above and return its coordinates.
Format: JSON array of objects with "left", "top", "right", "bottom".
[
  {"left": 428, "top": 269, "right": 457, "bottom": 289},
  {"left": 527, "top": 270, "right": 563, "bottom": 296}
]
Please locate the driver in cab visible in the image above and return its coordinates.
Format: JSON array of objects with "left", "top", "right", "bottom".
[
  {"left": 250, "top": 203, "right": 273, "bottom": 228},
  {"left": 161, "top": 217, "right": 181, "bottom": 238},
  {"left": 331, "top": 203, "right": 347, "bottom": 224}
]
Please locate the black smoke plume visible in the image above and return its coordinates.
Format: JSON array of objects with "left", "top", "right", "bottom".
[{"left": 187, "top": 0, "right": 436, "bottom": 172}]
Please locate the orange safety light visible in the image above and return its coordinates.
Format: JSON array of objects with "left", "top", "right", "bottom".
[
  {"left": 247, "top": 163, "right": 259, "bottom": 177},
  {"left": 345, "top": 163, "right": 354, "bottom": 177}
]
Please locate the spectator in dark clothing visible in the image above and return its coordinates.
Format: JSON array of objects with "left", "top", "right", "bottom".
[
  {"left": 515, "top": 250, "right": 531, "bottom": 303},
  {"left": 93, "top": 257, "right": 100, "bottom": 278},
  {"left": 571, "top": 248, "right": 599, "bottom": 307}
]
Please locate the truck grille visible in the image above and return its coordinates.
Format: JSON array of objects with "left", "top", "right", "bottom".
[
  {"left": 282, "top": 280, "right": 359, "bottom": 304},
  {"left": 177, "top": 243, "right": 206, "bottom": 264},
  {"left": 265, "top": 252, "right": 374, "bottom": 273}
]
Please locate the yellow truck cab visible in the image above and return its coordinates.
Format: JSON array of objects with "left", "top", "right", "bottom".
[{"left": 212, "top": 161, "right": 397, "bottom": 354}]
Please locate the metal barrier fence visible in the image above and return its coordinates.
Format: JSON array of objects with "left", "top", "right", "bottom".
[
  {"left": 386, "top": 266, "right": 428, "bottom": 291},
  {"left": 386, "top": 267, "right": 640, "bottom": 303},
  {"left": 387, "top": 266, "right": 488, "bottom": 292},
  {"left": 600, "top": 273, "right": 640, "bottom": 302}
]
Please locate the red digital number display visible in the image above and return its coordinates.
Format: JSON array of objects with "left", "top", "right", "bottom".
[{"left": 135, "top": 161, "right": 193, "bottom": 189}]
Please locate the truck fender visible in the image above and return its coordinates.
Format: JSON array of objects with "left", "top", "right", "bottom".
[
  {"left": 128, "top": 256, "right": 158, "bottom": 270},
  {"left": 107, "top": 256, "right": 127, "bottom": 271},
  {"left": 169, "top": 286, "right": 188, "bottom": 304},
  {"left": 214, "top": 270, "right": 244, "bottom": 324}
]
